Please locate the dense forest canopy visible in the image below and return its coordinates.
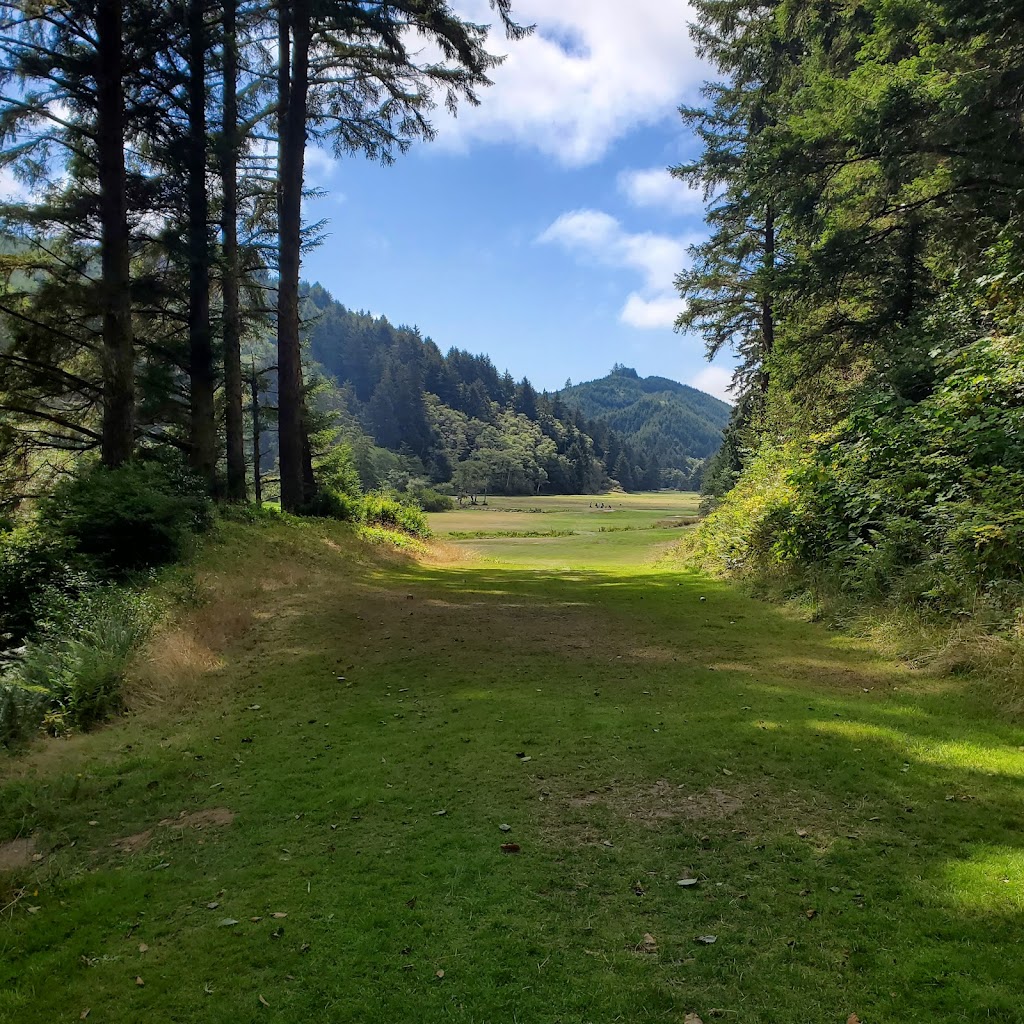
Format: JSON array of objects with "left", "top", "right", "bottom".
[
  {"left": 300, "top": 284, "right": 714, "bottom": 496},
  {"left": 0, "top": 0, "right": 528, "bottom": 515},
  {"left": 561, "top": 364, "right": 731, "bottom": 481},
  {"left": 677, "top": 0, "right": 1024, "bottom": 621}
]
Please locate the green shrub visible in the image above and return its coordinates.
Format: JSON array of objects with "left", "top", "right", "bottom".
[
  {"left": 2, "top": 585, "right": 156, "bottom": 743},
  {"left": 298, "top": 485, "right": 431, "bottom": 538},
  {"left": 0, "top": 526, "right": 85, "bottom": 646},
  {"left": 39, "top": 459, "right": 213, "bottom": 578},
  {"left": 316, "top": 444, "right": 363, "bottom": 500},
  {"left": 679, "top": 333, "right": 1024, "bottom": 619},
  {"left": 412, "top": 486, "right": 455, "bottom": 512},
  {"left": 676, "top": 444, "right": 802, "bottom": 580},
  {"left": 361, "top": 491, "right": 431, "bottom": 537},
  {"left": 301, "top": 488, "right": 364, "bottom": 523},
  {"left": 0, "top": 675, "right": 50, "bottom": 748}
]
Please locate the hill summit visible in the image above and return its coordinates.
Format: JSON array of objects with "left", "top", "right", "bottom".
[{"left": 560, "top": 365, "right": 732, "bottom": 481}]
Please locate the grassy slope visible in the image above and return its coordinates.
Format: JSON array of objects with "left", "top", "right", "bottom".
[{"left": 2, "top": 511, "right": 1024, "bottom": 1023}]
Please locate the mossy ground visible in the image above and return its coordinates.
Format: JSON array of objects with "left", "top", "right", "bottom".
[{"left": 2, "top": 506, "right": 1023, "bottom": 1023}]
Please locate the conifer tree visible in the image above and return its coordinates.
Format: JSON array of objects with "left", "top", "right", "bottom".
[
  {"left": 0, "top": 0, "right": 167, "bottom": 467},
  {"left": 273, "top": 0, "right": 529, "bottom": 511},
  {"left": 673, "top": 0, "right": 788, "bottom": 400}
]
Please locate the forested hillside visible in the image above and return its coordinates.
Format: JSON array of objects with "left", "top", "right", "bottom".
[
  {"left": 561, "top": 365, "right": 730, "bottom": 479},
  {"left": 676, "top": 1, "right": 1024, "bottom": 650},
  {"left": 300, "top": 284, "right": 711, "bottom": 495}
]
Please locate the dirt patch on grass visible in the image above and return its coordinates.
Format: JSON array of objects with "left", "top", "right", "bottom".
[
  {"left": 158, "top": 806, "right": 235, "bottom": 830},
  {"left": 568, "top": 779, "right": 744, "bottom": 827},
  {"left": 0, "top": 837, "right": 37, "bottom": 872},
  {"left": 547, "top": 776, "right": 874, "bottom": 854},
  {"left": 111, "top": 807, "right": 234, "bottom": 856},
  {"left": 112, "top": 830, "right": 153, "bottom": 854}
]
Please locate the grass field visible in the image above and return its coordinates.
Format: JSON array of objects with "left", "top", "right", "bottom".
[
  {"left": 429, "top": 491, "right": 702, "bottom": 535},
  {"left": 430, "top": 491, "right": 701, "bottom": 568},
  {"left": 3, "top": 511, "right": 1024, "bottom": 1023}
]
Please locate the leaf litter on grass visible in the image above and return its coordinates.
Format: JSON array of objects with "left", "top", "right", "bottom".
[{"left": 8, "top": 512, "right": 1024, "bottom": 1024}]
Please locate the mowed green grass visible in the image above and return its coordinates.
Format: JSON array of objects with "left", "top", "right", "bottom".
[
  {"left": 429, "top": 490, "right": 702, "bottom": 537},
  {"left": 432, "top": 491, "right": 700, "bottom": 568},
  {"left": 457, "top": 525, "right": 686, "bottom": 569},
  {"left": 3, "top": 516, "right": 1024, "bottom": 1024}
]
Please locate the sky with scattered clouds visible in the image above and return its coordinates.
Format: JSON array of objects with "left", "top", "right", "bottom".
[
  {"left": 299, "top": 1, "right": 737, "bottom": 401},
  {"left": 0, "top": 2, "right": 737, "bottom": 403}
]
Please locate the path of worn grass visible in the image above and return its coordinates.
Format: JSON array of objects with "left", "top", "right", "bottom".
[{"left": 2, "top": 519, "right": 1023, "bottom": 1023}]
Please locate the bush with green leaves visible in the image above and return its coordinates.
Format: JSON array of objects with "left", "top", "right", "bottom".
[
  {"left": 1, "top": 584, "right": 155, "bottom": 744},
  {"left": 0, "top": 526, "right": 86, "bottom": 647},
  {"left": 0, "top": 674, "right": 50, "bottom": 749},
  {"left": 39, "top": 459, "right": 213, "bottom": 578},
  {"left": 682, "top": 331, "right": 1024, "bottom": 619},
  {"left": 316, "top": 443, "right": 363, "bottom": 500},
  {"left": 411, "top": 486, "right": 455, "bottom": 512},
  {"left": 361, "top": 491, "right": 431, "bottom": 538},
  {"left": 301, "top": 488, "right": 365, "bottom": 523}
]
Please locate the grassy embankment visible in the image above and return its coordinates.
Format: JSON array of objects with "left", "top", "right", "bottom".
[{"left": 2, "top": 492, "right": 1023, "bottom": 1023}]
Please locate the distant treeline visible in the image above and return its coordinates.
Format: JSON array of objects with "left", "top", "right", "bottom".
[{"left": 298, "top": 284, "right": 706, "bottom": 496}]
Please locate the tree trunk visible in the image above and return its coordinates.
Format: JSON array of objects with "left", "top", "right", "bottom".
[
  {"left": 276, "top": 0, "right": 310, "bottom": 512},
  {"left": 761, "top": 200, "right": 775, "bottom": 356},
  {"left": 187, "top": 0, "right": 216, "bottom": 490},
  {"left": 759, "top": 199, "right": 776, "bottom": 394},
  {"left": 250, "top": 362, "right": 262, "bottom": 505},
  {"left": 95, "top": 0, "right": 134, "bottom": 468},
  {"left": 221, "top": 0, "right": 246, "bottom": 501}
]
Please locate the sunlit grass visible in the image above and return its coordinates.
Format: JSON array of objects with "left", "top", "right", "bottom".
[
  {"left": 3, "top": 515, "right": 1024, "bottom": 1023},
  {"left": 429, "top": 490, "right": 701, "bottom": 539}
]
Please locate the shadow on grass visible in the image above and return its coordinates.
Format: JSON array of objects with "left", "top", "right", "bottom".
[{"left": 3, "top": 536, "right": 1023, "bottom": 1023}]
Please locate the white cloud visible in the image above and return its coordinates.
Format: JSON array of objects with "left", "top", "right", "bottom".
[
  {"left": 435, "top": 1, "right": 706, "bottom": 165},
  {"left": 304, "top": 146, "right": 338, "bottom": 186},
  {"left": 621, "top": 292, "right": 683, "bottom": 329},
  {"left": 618, "top": 167, "right": 705, "bottom": 216},
  {"left": 538, "top": 208, "right": 692, "bottom": 329},
  {"left": 0, "top": 166, "right": 28, "bottom": 201},
  {"left": 688, "top": 365, "right": 734, "bottom": 402}
]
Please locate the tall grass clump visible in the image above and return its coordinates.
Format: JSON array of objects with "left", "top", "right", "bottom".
[
  {"left": 1, "top": 585, "right": 156, "bottom": 744},
  {"left": 1, "top": 456, "right": 211, "bottom": 745}
]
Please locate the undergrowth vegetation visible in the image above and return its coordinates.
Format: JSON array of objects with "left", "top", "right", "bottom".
[
  {"left": 1, "top": 586, "right": 156, "bottom": 744},
  {"left": 0, "top": 459, "right": 212, "bottom": 747},
  {"left": 675, "top": 2, "right": 1024, "bottom": 690},
  {"left": 0, "top": 450, "right": 437, "bottom": 748},
  {"left": 678, "top": 331, "right": 1024, "bottom": 687}
]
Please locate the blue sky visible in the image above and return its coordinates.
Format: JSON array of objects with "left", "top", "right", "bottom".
[{"left": 299, "top": 1, "right": 736, "bottom": 401}]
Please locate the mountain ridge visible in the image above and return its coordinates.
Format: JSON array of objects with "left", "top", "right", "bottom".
[{"left": 559, "top": 365, "right": 731, "bottom": 478}]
